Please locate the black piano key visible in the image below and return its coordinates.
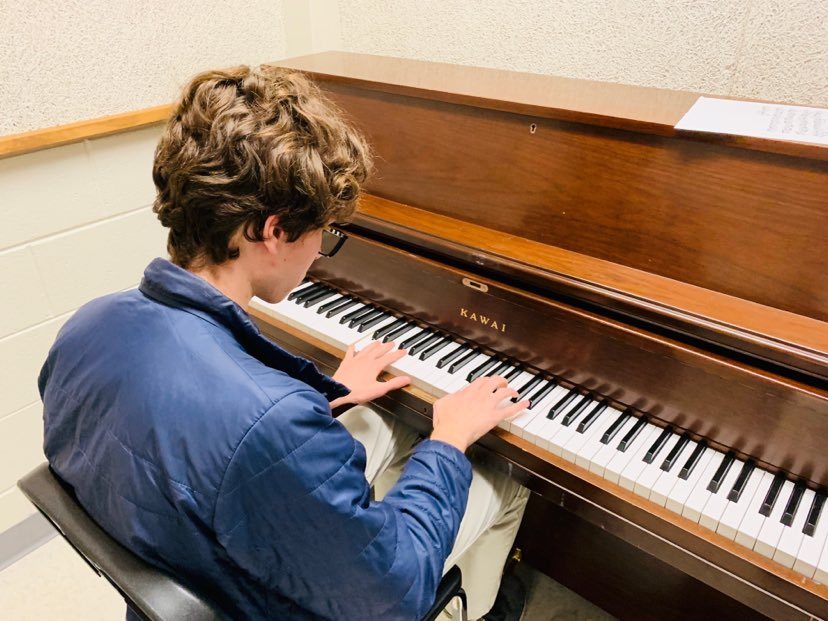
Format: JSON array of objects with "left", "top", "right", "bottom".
[
  {"left": 781, "top": 480, "right": 806, "bottom": 527},
  {"left": 293, "top": 283, "right": 325, "bottom": 303},
  {"left": 601, "top": 409, "right": 631, "bottom": 445},
  {"left": 340, "top": 305, "right": 374, "bottom": 326},
  {"left": 577, "top": 400, "right": 608, "bottom": 433},
  {"left": 527, "top": 379, "right": 557, "bottom": 408},
  {"left": 643, "top": 426, "right": 674, "bottom": 464},
  {"left": 707, "top": 451, "right": 736, "bottom": 494},
  {"left": 504, "top": 366, "right": 522, "bottom": 382},
  {"left": 727, "top": 460, "right": 756, "bottom": 502},
  {"left": 448, "top": 349, "right": 479, "bottom": 374},
  {"left": 383, "top": 322, "right": 415, "bottom": 343},
  {"left": 467, "top": 357, "right": 499, "bottom": 383},
  {"left": 484, "top": 361, "right": 512, "bottom": 377},
  {"left": 759, "top": 471, "right": 787, "bottom": 517},
  {"left": 357, "top": 312, "right": 393, "bottom": 333},
  {"left": 287, "top": 281, "right": 316, "bottom": 301},
  {"left": 803, "top": 490, "right": 826, "bottom": 536},
  {"left": 302, "top": 288, "right": 337, "bottom": 308},
  {"left": 326, "top": 298, "right": 360, "bottom": 318},
  {"left": 419, "top": 338, "right": 453, "bottom": 361},
  {"left": 400, "top": 329, "right": 431, "bottom": 350},
  {"left": 409, "top": 333, "right": 443, "bottom": 357},
  {"left": 679, "top": 441, "right": 707, "bottom": 480},
  {"left": 514, "top": 375, "right": 542, "bottom": 403},
  {"left": 617, "top": 415, "right": 648, "bottom": 452},
  {"left": 561, "top": 395, "right": 593, "bottom": 427},
  {"left": 350, "top": 308, "right": 384, "bottom": 329},
  {"left": 548, "top": 388, "right": 580, "bottom": 420},
  {"left": 318, "top": 295, "right": 350, "bottom": 315},
  {"left": 373, "top": 318, "right": 406, "bottom": 340},
  {"left": 437, "top": 345, "right": 470, "bottom": 369},
  {"left": 660, "top": 433, "right": 690, "bottom": 472}
]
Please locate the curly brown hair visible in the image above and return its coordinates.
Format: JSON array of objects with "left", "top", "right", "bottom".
[{"left": 152, "top": 65, "right": 372, "bottom": 268}]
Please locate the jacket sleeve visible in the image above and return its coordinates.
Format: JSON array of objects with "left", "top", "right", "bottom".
[{"left": 213, "top": 389, "right": 472, "bottom": 620}]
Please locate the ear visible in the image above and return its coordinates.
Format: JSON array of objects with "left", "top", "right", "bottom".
[{"left": 261, "top": 214, "right": 284, "bottom": 254}]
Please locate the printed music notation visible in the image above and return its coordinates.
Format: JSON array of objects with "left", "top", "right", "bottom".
[{"left": 675, "top": 96, "right": 828, "bottom": 146}]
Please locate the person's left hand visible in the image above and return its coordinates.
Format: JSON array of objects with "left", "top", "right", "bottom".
[{"left": 329, "top": 341, "right": 412, "bottom": 408}]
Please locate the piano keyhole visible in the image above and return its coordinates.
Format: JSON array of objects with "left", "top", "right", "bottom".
[{"left": 529, "top": 123, "right": 537, "bottom": 134}]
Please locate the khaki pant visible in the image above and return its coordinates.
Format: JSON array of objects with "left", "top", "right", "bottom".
[{"left": 339, "top": 406, "right": 530, "bottom": 620}]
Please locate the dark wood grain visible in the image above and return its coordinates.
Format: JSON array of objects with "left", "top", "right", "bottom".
[
  {"left": 316, "top": 84, "right": 828, "bottom": 324},
  {"left": 352, "top": 194, "right": 828, "bottom": 382}
]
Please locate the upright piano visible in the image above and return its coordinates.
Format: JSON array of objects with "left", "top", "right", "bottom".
[{"left": 250, "top": 52, "right": 828, "bottom": 620}]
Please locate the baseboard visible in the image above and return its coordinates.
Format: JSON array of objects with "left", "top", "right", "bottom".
[{"left": 0, "top": 513, "right": 57, "bottom": 572}]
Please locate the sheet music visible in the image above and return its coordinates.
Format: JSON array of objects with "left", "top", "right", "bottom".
[{"left": 675, "top": 97, "right": 828, "bottom": 146}]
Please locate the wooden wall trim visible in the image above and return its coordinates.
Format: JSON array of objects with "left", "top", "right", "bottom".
[{"left": 0, "top": 105, "right": 171, "bottom": 160}]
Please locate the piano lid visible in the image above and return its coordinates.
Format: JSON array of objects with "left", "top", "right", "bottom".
[{"left": 272, "top": 52, "right": 828, "bottom": 383}]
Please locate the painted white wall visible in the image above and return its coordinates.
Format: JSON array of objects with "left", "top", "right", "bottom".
[
  {"left": 0, "top": 1, "right": 290, "bottom": 538},
  {"left": 0, "top": 128, "right": 167, "bottom": 533},
  {"left": 0, "top": 1, "right": 287, "bottom": 136},
  {"left": 337, "top": 0, "right": 828, "bottom": 106}
]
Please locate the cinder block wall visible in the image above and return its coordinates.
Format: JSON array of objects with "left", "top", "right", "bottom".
[
  {"left": 0, "top": 0, "right": 296, "bottom": 544},
  {"left": 0, "top": 128, "right": 167, "bottom": 533}
]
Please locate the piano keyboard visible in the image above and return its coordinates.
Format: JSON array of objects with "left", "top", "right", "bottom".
[{"left": 253, "top": 281, "right": 828, "bottom": 584}]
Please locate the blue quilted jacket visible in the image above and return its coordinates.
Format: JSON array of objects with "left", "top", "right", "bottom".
[{"left": 39, "top": 258, "right": 472, "bottom": 620}]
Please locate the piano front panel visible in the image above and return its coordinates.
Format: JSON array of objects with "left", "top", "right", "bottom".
[{"left": 308, "top": 231, "right": 828, "bottom": 487}]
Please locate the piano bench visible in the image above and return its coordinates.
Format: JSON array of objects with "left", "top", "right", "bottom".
[{"left": 17, "top": 462, "right": 467, "bottom": 621}]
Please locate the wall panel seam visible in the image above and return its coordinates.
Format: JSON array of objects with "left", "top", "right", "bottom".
[{"left": 0, "top": 401, "right": 40, "bottom": 425}]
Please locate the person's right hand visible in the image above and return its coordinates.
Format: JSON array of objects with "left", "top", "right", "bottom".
[{"left": 430, "top": 376, "right": 530, "bottom": 452}]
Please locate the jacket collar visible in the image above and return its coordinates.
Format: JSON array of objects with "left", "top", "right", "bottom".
[{"left": 138, "top": 258, "right": 349, "bottom": 400}]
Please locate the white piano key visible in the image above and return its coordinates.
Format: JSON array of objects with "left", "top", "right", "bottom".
[
  {"left": 816, "top": 537, "right": 828, "bottom": 584},
  {"left": 664, "top": 448, "right": 720, "bottom": 515},
  {"left": 633, "top": 433, "right": 681, "bottom": 498},
  {"left": 754, "top": 479, "right": 795, "bottom": 559},
  {"left": 681, "top": 451, "right": 724, "bottom": 523},
  {"left": 588, "top": 415, "right": 638, "bottom": 477},
  {"left": 544, "top": 397, "right": 595, "bottom": 457},
  {"left": 649, "top": 440, "right": 697, "bottom": 507},
  {"left": 559, "top": 403, "right": 611, "bottom": 464},
  {"left": 733, "top": 471, "right": 775, "bottom": 549},
  {"left": 521, "top": 386, "right": 570, "bottom": 444},
  {"left": 794, "top": 492, "right": 828, "bottom": 580},
  {"left": 773, "top": 488, "right": 816, "bottom": 569},
  {"left": 499, "top": 371, "right": 536, "bottom": 432},
  {"left": 510, "top": 389, "right": 564, "bottom": 440},
  {"left": 696, "top": 459, "right": 753, "bottom": 532},
  {"left": 617, "top": 426, "right": 663, "bottom": 491},
  {"left": 717, "top": 466, "right": 764, "bottom": 540},
  {"left": 573, "top": 407, "right": 624, "bottom": 470},
  {"left": 602, "top": 423, "right": 659, "bottom": 485}
]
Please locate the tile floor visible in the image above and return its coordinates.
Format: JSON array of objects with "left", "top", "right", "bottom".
[{"left": 0, "top": 536, "right": 615, "bottom": 620}]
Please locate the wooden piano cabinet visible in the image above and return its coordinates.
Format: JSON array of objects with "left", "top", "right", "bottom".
[
  {"left": 264, "top": 52, "right": 828, "bottom": 620},
  {"left": 516, "top": 494, "right": 769, "bottom": 621},
  {"left": 249, "top": 314, "right": 828, "bottom": 620}
]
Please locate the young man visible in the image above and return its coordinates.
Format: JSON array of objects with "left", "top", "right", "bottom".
[{"left": 39, "top": 66, "right": 529, "bottom": 620}]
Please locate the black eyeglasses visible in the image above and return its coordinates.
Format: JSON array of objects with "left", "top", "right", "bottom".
[{"left": 319, "top": 226, "right": 348, "bottom": 258}]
